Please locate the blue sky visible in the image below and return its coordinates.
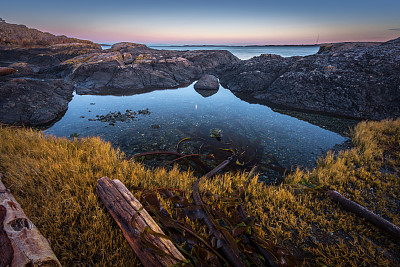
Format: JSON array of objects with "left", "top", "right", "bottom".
[{"left": 2, "top": 0, "right": 400, "bottom": 44}]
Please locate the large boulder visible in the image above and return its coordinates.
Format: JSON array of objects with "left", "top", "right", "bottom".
[{"left": 194, "top": 74, "right": 219, "bottom": 90}]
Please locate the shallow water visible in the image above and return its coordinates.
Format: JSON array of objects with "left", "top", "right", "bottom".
[
  {"left": 148, "top": 45, "right": 320, "bottom": 60},
  {"left": 45, "top": 83, "right": 348, "bottom": 182}
]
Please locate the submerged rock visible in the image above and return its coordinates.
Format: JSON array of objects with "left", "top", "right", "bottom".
[
  {"left": 194, "top": 74, "right": 219, "bottom": 90},
  {"left": 210, "top": 128, "right": 222, "bottom": 140},
  {"left": 91, "top": 108, "right": 151, "bottom": 124}
]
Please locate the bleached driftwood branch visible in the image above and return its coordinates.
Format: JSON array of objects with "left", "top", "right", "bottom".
[{"left": 0, "top": 174, "right": 61, "bottom": 267}]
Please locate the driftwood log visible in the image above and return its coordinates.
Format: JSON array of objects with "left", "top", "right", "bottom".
[
  {"left": 0, "top": 176, "right": 61, "bottom": 267},
  {"left": 96, "top": 177, "right": 186, "bottom": 267},
  {"left": 326, "top": 190, "right": 400, "bottom": 239}
]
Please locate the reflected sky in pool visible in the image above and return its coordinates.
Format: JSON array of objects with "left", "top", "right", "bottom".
[{"left": 45, "top": 83, "right": 347, "bottom": 181}]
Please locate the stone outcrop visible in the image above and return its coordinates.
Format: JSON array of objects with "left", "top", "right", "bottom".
[
  {"left": 194, "top": 74, "right": 219, "bottom": 90},
  {"left": 60, "top": 44, "right": 238, "bottom": 94},
  {"left": 219, "top": 37, "right": 400, "bottom": 120},
  {"left": 0, "top": 22, "right": 101, "bottom": 126},
  {"left": 0, "top": 77, "right": 74, "bottom": 126},
  {"left": 0, "top": 21, "right": 239, "bottom": 126},
  {"left": 0, "top": 20, "right": 94, "bottom": 48},
  {"left": 317, "top": 42, "right": 382, "bottom": 54}
]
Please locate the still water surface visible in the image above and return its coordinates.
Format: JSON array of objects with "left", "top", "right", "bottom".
[{"left": 45, "top": 83, "right": 347, "bottom": 182}]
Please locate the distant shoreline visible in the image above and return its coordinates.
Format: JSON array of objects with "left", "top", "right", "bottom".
[
  {"left": 99, "top": 42, "right": 383, "bottom": 48},
  {"left": 99, "top": 43, "right": 321, "bottom": 48},
  {"left": 148, "top": 44, "right": 321, "bottom": 48}
]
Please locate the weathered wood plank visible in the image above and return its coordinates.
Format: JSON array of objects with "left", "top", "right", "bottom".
[
  {"left": 0, "top": 175, "right": 61, "bottom": 267},
  {"left": 96, "top": 177, "right": 185, "bottom": 267}
]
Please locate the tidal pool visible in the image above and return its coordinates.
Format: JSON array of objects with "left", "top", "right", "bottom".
[{"left": 45, "top": 83, "right": 351, "bottom": 182}]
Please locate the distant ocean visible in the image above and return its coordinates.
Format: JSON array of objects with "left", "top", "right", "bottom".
[
  {"left": 100, "top": 44, "right": 320, "bottom": 60},
  {"left": 148, "top": 45, "right": 320, "bottom": 60}
]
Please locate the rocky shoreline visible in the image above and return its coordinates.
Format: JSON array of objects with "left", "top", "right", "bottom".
[
  {"left": 1, "top": 20, "right": 399, "bottom": 126},
  {"left": 218, "top": 39, "right": 400, "bottom": 120}
]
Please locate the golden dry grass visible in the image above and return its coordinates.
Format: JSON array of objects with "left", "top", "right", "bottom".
[{"left": 0, "top": 119, "right": 399, "bottom": 266}]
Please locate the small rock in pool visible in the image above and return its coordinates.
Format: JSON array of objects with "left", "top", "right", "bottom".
[
  {"left": 210, "top": 128, "right": 222, "bottom": 140},
  {"left": 151, "top": 124, "right": 161, "bottom": 129},
  {"left": 138, "top": 108, "right": 151, "bottom": 115}
]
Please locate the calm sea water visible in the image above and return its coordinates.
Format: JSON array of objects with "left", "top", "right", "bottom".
[
  {"left": 148, "top": 45, "right": 320, "bottom": 60},
  {"left": 45, "top": 83, "right": 348, "bottom": 182},
  {"left": 100, "top": 44, "right": 320, "bottom": 60}
]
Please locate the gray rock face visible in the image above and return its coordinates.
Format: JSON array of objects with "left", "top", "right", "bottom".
[
  {"left": 60, "top": 43, "right": 239, "bottom": 94},
  {"left": 0, "top": 77, "right": 74, "bottom": 126},
  {"left": 219, "top": 37, "right": 400, "bottom": 120},
  {"left": 0, "top": 38, "right": 239, "bottom": 126},
  {"left": 0, "top": 20, "right": 95, "bottom": 48},
  {"left": 194, "top": 74, "right": 219, "bottom": 90}
]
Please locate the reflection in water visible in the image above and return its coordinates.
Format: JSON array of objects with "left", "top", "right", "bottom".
[
  {"left": 194, "top": 88, "right": 219, "bottom": 98},
  {"left": 45, "top": 83, "right": 348, "bottom": 182},
  {"left": 232, "top": 91, "right": 360, "bottom": 136}
]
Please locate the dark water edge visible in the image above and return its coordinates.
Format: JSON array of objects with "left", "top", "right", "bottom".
[{"left": 232, "top": 92, "right": 360, "bottom": 137}]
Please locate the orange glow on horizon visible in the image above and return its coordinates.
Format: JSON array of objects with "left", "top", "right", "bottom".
[{"left": 36, "top": 21, "right": 400, "bottom": 45}]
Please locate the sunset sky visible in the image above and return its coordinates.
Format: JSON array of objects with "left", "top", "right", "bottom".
[{"left": 2, "top": 0, "right": 400, "bottom": 45}]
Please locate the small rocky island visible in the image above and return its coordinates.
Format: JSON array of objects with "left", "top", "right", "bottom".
[{"left": 0, "top": 20, "right": 399, "bottom": 126}]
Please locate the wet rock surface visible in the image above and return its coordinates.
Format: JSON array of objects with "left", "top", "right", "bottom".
[
  {"left": 194, "top": 74, "right": 219, "bottom": 90},
  {"left": 219, "top": 38, "right": 400, "bottom": 120}
]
